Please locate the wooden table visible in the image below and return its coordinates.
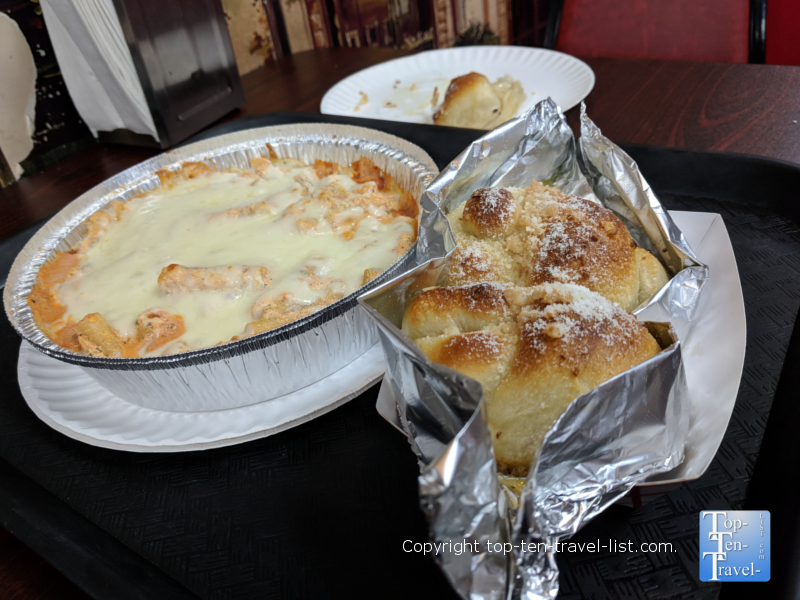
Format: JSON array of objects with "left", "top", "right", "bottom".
[{"left": 2, "top": 47, "right": 800, "bottom": 599}]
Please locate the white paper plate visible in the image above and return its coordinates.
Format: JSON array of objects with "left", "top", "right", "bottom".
[
  {"left": 17, "top": 342, "right": 385, "bottom": 452},
  {"left": 320, "top": 46, "right": 595, "bottom": 126}
]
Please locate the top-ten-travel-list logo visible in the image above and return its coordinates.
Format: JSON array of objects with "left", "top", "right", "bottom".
[{"left": 699, "top": 511, "right": 770, "bottom": 582}]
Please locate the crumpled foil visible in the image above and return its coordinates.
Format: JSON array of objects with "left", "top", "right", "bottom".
[
  {"left": 358, "top": 99, "right": 697, "bottom": 599},
  {"left": 4, "top": 123, "right": 437, "bottom": 411},
  {"left": 578, "top": 104, "right": 708, "bottom": 320}
]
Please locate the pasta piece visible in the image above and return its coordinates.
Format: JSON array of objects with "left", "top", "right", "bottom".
[
  {"left": 135, "top": 309, "right": 186, "bottom": 353},
  {"left": 75, "top": 313, "right": 125, "bottom": 357},
  {"left": 362, "top": 268, "right": 381, "bottom": 285},
  {"left": 158, "top": 264, "right": 272, "bottom": 294}
]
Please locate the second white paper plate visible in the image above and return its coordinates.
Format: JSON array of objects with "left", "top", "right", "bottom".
[{"left": 321, "top": 46, "right": 595, "bottom": 126}]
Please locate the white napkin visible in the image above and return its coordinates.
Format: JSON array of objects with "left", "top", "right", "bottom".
[
  {"left": 40, "top": 0, "right": 158, "bottom": 141},
  {"left": 0, "top": 13, "right": 37, "bottom": 179}
]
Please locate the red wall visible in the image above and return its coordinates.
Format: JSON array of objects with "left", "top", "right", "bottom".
[
  {"left": 556, "top": 0, "right": 750, "bottom": 63},
  {"left": 766, "top": 0, "right": 800, "bottom": 66}
]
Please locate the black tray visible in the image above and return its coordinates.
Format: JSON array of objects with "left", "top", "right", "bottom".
[{"left": 2, "top": 114, "right": 799, "bottom": 600}]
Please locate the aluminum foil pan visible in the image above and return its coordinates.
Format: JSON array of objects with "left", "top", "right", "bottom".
[
  {"left": 358, "top": 99, "right": 694, "bottom": 599},
  {"left": 4, "top": 124, "right": 438, "bottom": 411}
]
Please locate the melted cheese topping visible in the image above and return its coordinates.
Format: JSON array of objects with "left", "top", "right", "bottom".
[{"left": 47, "top": 159, "right": 416, "bottom": 356}]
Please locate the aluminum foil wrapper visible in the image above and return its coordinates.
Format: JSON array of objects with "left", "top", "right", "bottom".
[
  {"left": 358, "top": 100, "right": 692, "bottom": 599},
  {"left": 421, "top": 98, "right": 707, "bottom": 320},
  {"left": 361, "top": 262, "right": 688, "bottom": 600},
  {"left": 4, "top": 124, "right": 437, "bottom": 411},
  {"left": 578, "top": 105, "right": 709, "bottom": 320}
]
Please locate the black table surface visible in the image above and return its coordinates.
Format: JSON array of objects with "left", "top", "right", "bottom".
[{"left": 2, "top": 114, "right": 800, "bottom": 600}]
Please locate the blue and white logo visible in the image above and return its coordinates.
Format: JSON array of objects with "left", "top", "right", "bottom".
[{"left": 699, "top": 511, "right": 770, "bottom": 582}]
